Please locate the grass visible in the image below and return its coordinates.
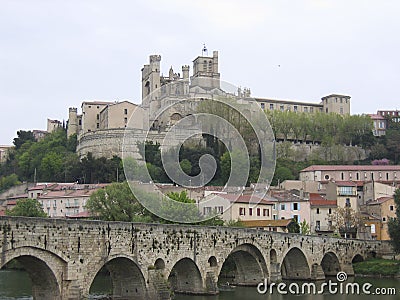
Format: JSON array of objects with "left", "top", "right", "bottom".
[{"left": 353, "top": 258, "right": 400, "bottom": 277}]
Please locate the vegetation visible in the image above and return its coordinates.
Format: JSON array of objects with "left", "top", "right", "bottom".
[
  {"left": 300, "top": 220, "right": 311, "bottom": 235},
  {"left": 265, "top": 110, "right": 374, "bottom": 146},
  {"left": 86, "top": 182, "right": 224, "bottom": 225},
  {"left": 388, "top": 189, "right": 400, "bottom": 253},
  {"left": 329, "top": 207, "right": 363, "bottom": 237},
  {"left": 287, "top": 219, "right": 300, "bottom": 233},
  {"left": 6, "top": 198, "right": 47, "bottom": 217},
  {"left": 0, "top": 174, "right": 20, "bottom": 193},
  {"left": 0, "top": 128, "right": 124, "bottom": 184},
  {"left": 353, "top": 258, "right": 400, "bottom": 277}
]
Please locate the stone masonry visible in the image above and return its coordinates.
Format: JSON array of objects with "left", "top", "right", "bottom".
[{"left": 0, "top": 216, "right": 393, "bottom": 299}]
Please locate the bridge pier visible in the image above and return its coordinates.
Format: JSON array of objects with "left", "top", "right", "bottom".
[
  {"left": 269, "top": 262, "right": 282, "bottom": 283},
  {"left": 311, "top": 264, "right": 325, "bottom": 281},
  {"left": 341, "top": 263, "right": 355, "bottom": 277}
]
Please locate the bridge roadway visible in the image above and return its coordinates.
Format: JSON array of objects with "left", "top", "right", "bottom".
[{"left": 0, "top": 216, "right": 393, "bottom": 299}]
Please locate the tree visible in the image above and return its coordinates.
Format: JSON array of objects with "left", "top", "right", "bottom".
[
  {"left": 388, "top": 189, "right": 400, "bottom": 253},
  {"left": 300, "top": 220, "right": 311, "bottom": 235},
  {"left": 329, "top": 207, "right": 363, "bottom": 238},
  {"left": 272, "top": 166, "right": 294, "bottom": 186},
  {"left": 13, "top": 130, "right": 35, "bottom": 149},
  {"left": 0, "top": 174, "right": 20, "bottom": 192},
  {"left": 287, "top": 219, "right": 300, "bottom": 233},
  {"left": 86, "top": 182, "right": 150, "bottom": 222},
  {"left": 6, "top": 198, "right": 47, "bottom": 217}
]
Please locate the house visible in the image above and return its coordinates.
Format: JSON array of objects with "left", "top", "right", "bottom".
[
  {"left": 199, "top": 193, "right": 274, "bottom": 222},
  {"left": 366, "top": 196, "right": 396, "bottom": 240},
  {"left": 326, "top": 181, "right": 359, "bottom": 211},
  {"left": 269, "top": 190, "right": 310, "bottom": 224},
  {"left": 368, "top": 114, "right": 387, "bottom": 136},
  {"left": 241, "top": 219, "right": 296, "bottom": 233},
  {"left": 309, "top": 193, "right": 337, "bottom": 235},
  {"left": 37, "top": 184, "right": 108, "bottom": 218}
]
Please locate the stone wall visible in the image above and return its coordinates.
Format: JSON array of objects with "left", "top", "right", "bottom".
[
  {"left": 277, "top": 141, "right": 368, "bottom": 162},
  {"left": 76, "top": 127, "right": 203, "bottom": 159}
]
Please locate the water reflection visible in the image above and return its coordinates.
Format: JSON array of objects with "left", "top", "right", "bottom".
[{"left": 0, "top": 269, "right": 398, "bottom": 299}]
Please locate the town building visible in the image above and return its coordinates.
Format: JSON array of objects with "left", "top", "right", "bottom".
[
  {"left": 300, "top": 165, "right": 400, "bottom": 184},
  {"left": 32, "top": 129, "right": 48, "bottom": 141},
  {"left": 309, "top": 193, "right": 336, "bottom": 235},
  {"left": 47, "top": 119, "right": 62, "bottom": 133},
  {"left": 37, "top": 183, "right": 108, "bottom": 218},
  {"left": 241, "top": 219, "right": 296, "bottom": 233},
  {"left": 326, "top": 181, "right": 359, "bottom": 211},
  {"left": 199, "top": 193, "right": 274, "bottom": 223},
  {"left": 368, "top": 114, "right": 387, "bottom": 136},
  {"left": 378, "top": 110, "right": 400, "bottom": 123},
  {"left": 366, "top": 196, "right": 396, "bottom": 240},
  {"left": 256, "top": 94, "right": 350, "bottom": 115},
  {"left": 269, "top": 190, "right": 310, "bottom": 224},
  {"left": 0, "top": 145, "right": 12, "bottom": 163}
]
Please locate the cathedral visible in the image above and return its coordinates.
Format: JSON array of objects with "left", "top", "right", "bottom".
[{"left": 66, "top": 49, "right": 350, "bottom": 159}]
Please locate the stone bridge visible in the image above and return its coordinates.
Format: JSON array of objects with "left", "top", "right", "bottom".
[{"left": 0, "top": 216, "right": 393, "bottom": 299}]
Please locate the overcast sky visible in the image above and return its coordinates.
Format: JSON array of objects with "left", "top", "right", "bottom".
[{"left": 1, "top": 0, "right": 399, "bottom": 145}]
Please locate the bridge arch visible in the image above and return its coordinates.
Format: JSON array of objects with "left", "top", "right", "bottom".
[
  {"left": 281, "top": 247, "right": 310, "bottom": 280},
  {"left": 88, "top": 256, "right": 147, "bottom": 299},
  {"left": 352, "top": 254, "right": 364, "bottom": 263},
  {"left": 168, "top": 257, "right": 204, "bottom": 294},
  {"left": 218, "top": 243, "right": 268, "bottom": 286},
  {"left": 320, "top": 251, "right": 341, "bottom": 277},
  {"left": 0, "top": 246, "right": 66, "bottom": 300}
]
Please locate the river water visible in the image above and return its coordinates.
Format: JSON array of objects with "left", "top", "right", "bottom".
[{"left": 0, "top": 269, "right": 398, "bottom": 299}]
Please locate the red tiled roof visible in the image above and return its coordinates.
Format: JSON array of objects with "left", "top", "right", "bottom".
[
  {"left": 309, "top": 193, "right": 326, "bottom": 201},
  {"left": 7, "top": 200, "right": 17, "bottom": 205},
  {"left": 368, "top": 196, "right": 393, "bottom": 205},
  {"left": 301, "top": 165, "right": 400, "bottom": 172},
  {"left": 310, "top": 199, "right": 337, "bottom": 207},
  {"left": 0, "top": 210, "right": 6, "bottom": 216},
  {"left": 38, "top": 189, "right": 96, "bottom": 199},
  {"left": 7, "top": 194, "right": 28, "bottom": 200},
  {"left": 368, "top": 114, "right": 386, "bottom": 120}
]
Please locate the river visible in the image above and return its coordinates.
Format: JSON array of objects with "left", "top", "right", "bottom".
[{"left": 0, "top": 269, "right": 398, "bottom": 299}]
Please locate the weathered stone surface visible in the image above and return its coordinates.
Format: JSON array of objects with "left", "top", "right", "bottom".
[{"left": 0, "top": 216, "right": 393, "bottom": 299}]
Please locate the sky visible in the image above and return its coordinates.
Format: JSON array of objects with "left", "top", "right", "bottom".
[{"left": 1, "top": 0, "right": 399, "bottom": 145}]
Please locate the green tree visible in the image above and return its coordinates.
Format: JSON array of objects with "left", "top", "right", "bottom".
[
  {"left": 0, "top": 174, "right": 20, "bottom": 192},
  {"left": 272, "top": 166, "right": 294, "bottom": 186},
  {"left": 180, "top": 159, "right": 192, "bottom": 175},
  {"left": 388, "top": 189, "right": 400, "bottom": 253},
  {"left": 287, "top": 219, "right": 300, "bottom": 233},
  {"left": 86, "top": 182, "right": 149, "bottom": 222},
  {"left": 13, "top": 130, "right": 35, "bottom": 149},
  {"left": 6, "top": 198, "right": 47, "bottom": 217},
  {"left": 300, "top": 219, "right": 311, "bottom": 235}
]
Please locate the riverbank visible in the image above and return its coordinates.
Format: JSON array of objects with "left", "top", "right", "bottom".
[{"left": 353, "top": 258, "right": 400, "bottom": 278}]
